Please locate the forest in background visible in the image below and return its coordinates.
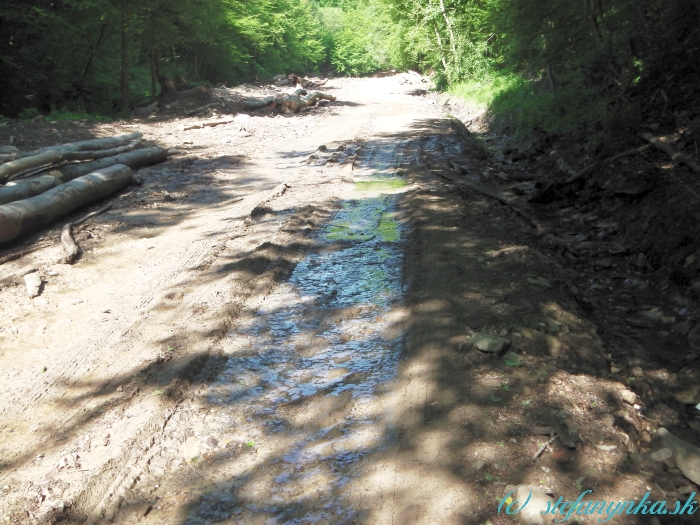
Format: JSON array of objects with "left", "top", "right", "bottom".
[{"left": 1, "top": 0, "right": 699, "bottom": 140}]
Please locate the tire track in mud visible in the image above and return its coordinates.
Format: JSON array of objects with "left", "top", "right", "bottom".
[
  {"left": 56, "top": 200, "right": 339, "bottom": 525},
  {"left": 0, "top": 177, "right": 279, "bottom": 416},
  {"left": 0, "top": 183, "right": 318, "bottom": 524}
]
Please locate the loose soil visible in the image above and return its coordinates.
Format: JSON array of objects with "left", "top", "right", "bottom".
[{"left": 0, "top": 75, "right": 698, "bottom": 524}]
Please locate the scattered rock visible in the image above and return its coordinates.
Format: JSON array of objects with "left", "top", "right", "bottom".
[
  {"left": 544, "top": 335, "right": 561, "bottom": 357},
  {"left": 512, "top": 485, "right": 554, "bottom": 525},
  {"left": 672, "top": 320, "right": 694, "bottom": 336},
  {"left": 672, "top": 385, "right": 700, "bottom": 404},
  {"left": 595, "top": 258, "right": 612, "bottom": 269},
  {"left": 593, "top": 443, "right": 617, "bottom": 451},
  {"left": 543, "top": 318, "right": 561, "bottom": 334},
  {"left": 610, "top": 366, "right": 621, "bottom": 374},
  {"left": 527, "top": 277, "right": 552, "bottom": 288},
  {"left": 650, "top": 448, "right": 673, "bottom": 462},
  {"left": 24, "top": 272, "right": 42, "bottom": 298},
  {"left": 514, "top": 327, "right": 538, "bottom": 339},
  {"left": 688, "top": 323, "right": 700, "bottom": 349},
  {"left": 620, "top": 389, "right": 636, "bottom": 404},
  {"left": 630, "top": 367, "right": 644, "bottom": 378},
  {"left": 470, "top": 332, "right": 510, "bottom": 353},
  {"left": 653, "top": 428, "right": 700, "bottom": 484},
  {"left": 503, "top": 350, "right": 524, "bottom": 365}
]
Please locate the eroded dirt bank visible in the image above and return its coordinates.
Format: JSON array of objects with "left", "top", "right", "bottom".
[{"left": 0, "top": 76, "right": 698, "bottom": 525}]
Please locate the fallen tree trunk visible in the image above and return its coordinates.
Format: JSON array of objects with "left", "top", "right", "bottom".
[
  {"left": 14, "top": 132, "right": 143, "bottom": 159},
  {"left": 0, "top": 164, "right": 133, "bottom": 244},
  {"left": 6, "top": 139, "right": 144, "bottom": 182},
  {"left": 185, "top": 102, "right": 219, "bottom": 116},
  {"left": 281, "top": 90, "right": 336, "bottom": 114},
  {"left": 177, "top": 85, "right": 209, "bottom": 99},
  {"left": 1, "top": 133, "right": 143, "bottom": 183},
  {"left": 0, "top": 151, "right": 62, "bottom": 184},
  {"left": 0, "top": 147, "right": 167, "bottom": 205},
  {"left": 133, "top": 101, "right": 159, "bottom": 116},
  {"left": 274, "top": 74, "right": 328, "bottom": 89},
  {"left": 212, "top": 87, "right": 336, "bottom": 114},
  {"left": 237, "top": 95, "right": 276, "bottom": 111},
  {"left": 7, "top": 139, "right": 141, "bottom": 182}
]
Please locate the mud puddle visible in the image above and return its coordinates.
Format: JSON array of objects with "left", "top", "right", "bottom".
[{"left": 177, "top": 146, "right": 409, "bottom": 524}]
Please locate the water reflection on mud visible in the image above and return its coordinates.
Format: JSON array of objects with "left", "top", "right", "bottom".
[{"left": 186, "top": 154, "right": 407, "bottom": 523}]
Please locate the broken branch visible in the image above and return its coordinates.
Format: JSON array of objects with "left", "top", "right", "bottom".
[
  {"left": 61, "top": 203, "right": 113, "bottom": 263},
  {"left": 639, "top": 132, "right": 700, "bottom": 172},
  {"left": 182, "top": 119, "right": 234, "bottom": 131},
  {"left": 565, "top": 144, "right": 651, "bottom": 184},
  {"left": 532, "top": 435, "right": 559, "bottom": 462}
]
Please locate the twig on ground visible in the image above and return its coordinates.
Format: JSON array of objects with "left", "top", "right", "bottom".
[{"left": 532, "top": 435, "right": 558, "bottom": 462}]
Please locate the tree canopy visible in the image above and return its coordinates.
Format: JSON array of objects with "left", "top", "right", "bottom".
[{"left": 2, "top": 0, "right": 698, "bottom": 136}]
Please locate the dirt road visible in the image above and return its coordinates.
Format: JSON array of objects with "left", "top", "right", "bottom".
[{"left": 0, "top": 77, "right": 692, "bottom": 524}]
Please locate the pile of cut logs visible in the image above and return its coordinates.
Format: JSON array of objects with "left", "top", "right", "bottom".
[{"left": 0, "top": 133, "right": 167, "bottom": 255}]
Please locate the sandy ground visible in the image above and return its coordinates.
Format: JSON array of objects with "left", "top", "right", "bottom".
[{"left": 0, "top": 76, "right": 697, "bottom": 525}]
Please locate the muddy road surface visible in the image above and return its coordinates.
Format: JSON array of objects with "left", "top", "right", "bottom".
[{"left": 0, "top": 77, "right": 691, "bottom": 525}]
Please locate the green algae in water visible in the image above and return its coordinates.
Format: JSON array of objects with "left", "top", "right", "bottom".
[
  {"left": 354, "top": 179, "right": 407, "bottom": 192},
  {"left": 324, "top": 197, "right": 400, "bottom": 243},
  {"left": 377, "top": 212, "right": 399, "bottom": 242}
]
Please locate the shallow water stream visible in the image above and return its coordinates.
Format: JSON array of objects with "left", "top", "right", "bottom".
[{"left": 183, "top": 143, "right": 409, "bottom": 524}]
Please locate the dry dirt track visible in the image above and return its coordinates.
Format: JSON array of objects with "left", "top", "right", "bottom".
[{"left": 0, "top": 77, "right": 677, "bottom": 525}]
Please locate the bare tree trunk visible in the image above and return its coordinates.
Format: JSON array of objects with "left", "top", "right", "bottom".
[
  {"left": 438, "top": 0, "right": 458, "bottom": 61},
  {"left": 433, "top": 25, "right": 449, "bottom": 71},
  {"left": 81, "top": 23, "right": 107, "bottom": 87},
  {"left": 150, "top": 13, "right": 157, "bottom": 100},
  {"left": 120, "top": 7, "right": 130, "bottom": 113},
  {"left": 0, "top": 164, "right": 133, "bottom": 244}
]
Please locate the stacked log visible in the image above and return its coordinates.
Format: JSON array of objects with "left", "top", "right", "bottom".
[
  {"left": 0, "top": 134, "right": 168, "bottom": 245},
  {"left": 0, "top": 148, "right": 167, "bottom": 205},
  {"left": 0, "top": 165, "right": 133, "bottom": 244}
]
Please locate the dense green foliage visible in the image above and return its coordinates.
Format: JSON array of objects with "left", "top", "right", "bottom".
[
  {"left": 2, "top": 0, "right": 698, "bottom": 136},
  {"left": 0, "top": 0, "right": 326, "bottom": 117},
  {"left": 344, "top": 0, "right": 700, "bottom": 136}
]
